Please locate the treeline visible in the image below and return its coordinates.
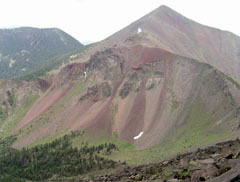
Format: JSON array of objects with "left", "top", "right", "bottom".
[{"left": 0, "top": 132, "right": 118, "bottom": 181}]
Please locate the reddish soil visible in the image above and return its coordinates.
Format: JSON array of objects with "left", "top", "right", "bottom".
[
  {"left": 119, "top": 82, "right": 146, "bottom": 141},
  {"left": 15, "top": 85, "right": 72, "bottom": 132}
]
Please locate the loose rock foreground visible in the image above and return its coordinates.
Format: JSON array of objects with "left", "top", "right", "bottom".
[{"left": 92, "top": 139, "right": 240, "bottom": 182}]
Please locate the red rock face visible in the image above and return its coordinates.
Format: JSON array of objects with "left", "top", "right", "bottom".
[
  {"left": 56, "top": 62, "right": 87, "bottom": 85},
  {"left": 38, "top": 78, "right": 52, "bottom": 92}
]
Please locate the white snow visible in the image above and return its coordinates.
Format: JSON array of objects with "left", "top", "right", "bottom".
[
  {"left": 84, "top": 71, "right": 87, "bottom": 78},
  {"left": 133, "top": 131, "right": 143, "bottom": 140},
  {"left": 9, "top": 59, "right": 16, "bottom": 68},
  {"left": 20, "top": 50, "right": 30, "bottom": 54},
  {"left": 138, "top": 28, "right": 142, "bottom": 34},
  {"left": 20, "top": 50, "right": 29, "bottom": 56}
]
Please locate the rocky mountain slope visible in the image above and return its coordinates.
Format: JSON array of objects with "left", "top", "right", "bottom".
[
  {"left": 0, "top": 27, "right": 83, "bottom": 79},
  {"left": 1, "top": 5, "right": 240, "bottom": 169},
  {"left": 91, "top": 139, "right": 240, "bottom": 182},
  {"left": 73, "top": 6, "right": 240, "bottom": 83}
]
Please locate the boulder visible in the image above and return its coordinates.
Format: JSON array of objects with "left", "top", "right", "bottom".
[
  {"left": 191, "top": 165, "right": 218, "bottom": 182},
  {"left": 197, "top": 158, "right": 215, "bottom": 164}
]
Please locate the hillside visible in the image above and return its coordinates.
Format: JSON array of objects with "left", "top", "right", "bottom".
[
  {"left": 0, "top": 27, "right": 83, "bottom": 79},
  {"left": 10, "top": 45, "right": 240, "bottom": 155},
  {"left": 1, "top": 5, "right": 240, "bottom": 181},
  {"left": 0, "top": 79, "right": 42, "bottom": 137}
]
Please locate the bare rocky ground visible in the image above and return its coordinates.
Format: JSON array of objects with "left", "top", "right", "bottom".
[
  {"left": 45, "top": 139, "right": 240, "bottom": 182},
  {"left": 89, "top": 139, "right": 240, "bottom": 182}
]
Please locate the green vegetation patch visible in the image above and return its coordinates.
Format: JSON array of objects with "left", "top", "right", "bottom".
[
  {"left": 71, "top": 133, "right": 136, "bottom": 164},
  {"left": 111, "top": 104, "right": 118, "bottom": 124},
  {"left": 171, "top": 100, "right": 180, "bottom": 114},
  {"left": 1, "top": 95, "right": 39, "bottom": 137},
  {"left": 29, "top": 128, "right": 69, "bottom": 148},
  {"left": 0, "top": 132, "right": 118, "bottom": 181},
  {"left": 63, "top": 81, "right": 86, "bottom": 104},
  {"left": 0, "top": 105, "right": 8, "bottom": 126}
]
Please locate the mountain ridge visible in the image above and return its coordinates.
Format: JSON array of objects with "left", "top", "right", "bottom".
[{"left": 0, "top": 27, "right": 83, "bottom": 79}]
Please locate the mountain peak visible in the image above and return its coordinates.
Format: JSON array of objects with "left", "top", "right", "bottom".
[
  {"left": 102, "top": 5, "right": 240, "bottom": 83},
  {"left": 158, "top": 5, "right": 174, "bottom": 11},
  {"left": 153, "top": 5, "right": 185, "bottom": 19}
]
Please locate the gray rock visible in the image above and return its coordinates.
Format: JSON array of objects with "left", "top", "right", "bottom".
[{"left": 197, "top": 158, "right": 215, "bottom": 164}]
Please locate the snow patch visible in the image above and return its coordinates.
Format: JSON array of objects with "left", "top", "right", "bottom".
[
  {"left": 21, "top": 50, "right": 30, "bottom": 54},
  {"left": 134, "top": 131, "right": 143, "bottom": 140},
  {"left": 20, "top": 50, "right": 30, "bottom": 56},
  {"left": 9, "top": 59, "right": 16, "bottom": 68},
  {"left": 84, "top": 71, "right": 87, "bottom": 78},
  {"left": 138, "top": 28, "right": 142, "bottom": 34}
]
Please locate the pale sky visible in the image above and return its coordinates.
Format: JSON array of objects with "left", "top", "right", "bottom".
[{"left": 0, "top": 0, "right": 239, "bottom": 44}]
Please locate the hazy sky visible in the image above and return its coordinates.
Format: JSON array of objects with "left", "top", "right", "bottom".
[{"left": 0, "top": 0, "right": 239, "bottom": 44}]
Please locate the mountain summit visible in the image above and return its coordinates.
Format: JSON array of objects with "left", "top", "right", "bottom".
[{"left": 95, "top": 5, "right": 240, "bottom": 83}]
